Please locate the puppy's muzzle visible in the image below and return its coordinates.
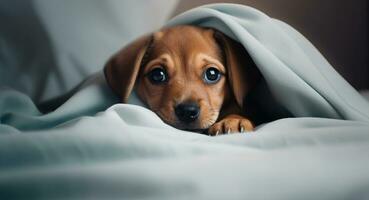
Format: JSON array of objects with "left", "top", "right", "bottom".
[{"left": 175, "top": 103, "right": 200, "bottom": 123}]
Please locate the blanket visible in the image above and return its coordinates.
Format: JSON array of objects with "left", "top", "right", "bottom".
[{"left": 1, "top": 3, "right": 369, "bottom": 200}]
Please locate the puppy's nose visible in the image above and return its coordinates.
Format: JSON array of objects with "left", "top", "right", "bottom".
[{"left": 175, "top": 103, "right": 200, "bottom": 123}]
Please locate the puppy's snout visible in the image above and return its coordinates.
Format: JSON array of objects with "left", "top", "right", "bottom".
[{"left": 175, "top": 103, "right": 200, "bottom": 123}]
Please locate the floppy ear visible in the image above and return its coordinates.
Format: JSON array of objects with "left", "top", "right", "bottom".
[
  {"left": 214, "top": 31, "right": 261, "bottom": 108},
  {"left": 104, "top": 34, "right": 153, "bottom": 102}
]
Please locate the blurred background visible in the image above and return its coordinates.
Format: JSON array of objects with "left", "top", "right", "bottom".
[{"left": 0, "top": 0, "right": 368, "bottom": 104}]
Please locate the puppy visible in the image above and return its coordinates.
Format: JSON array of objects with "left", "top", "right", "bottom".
[{"left": 104, "top": 25, "right": 261, "bottom": 136}]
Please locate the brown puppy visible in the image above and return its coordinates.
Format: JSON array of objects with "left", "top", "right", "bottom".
[{"left": 104, "top": 25, "right": 261, "bottom": 136}]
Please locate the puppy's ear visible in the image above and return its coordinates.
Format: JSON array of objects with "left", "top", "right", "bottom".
[
  {"left": 214, "top": 31, "right": 261, "bottom": 108},
  {"left": 104, "top": 34, "right": 153, "bottom": 102}
]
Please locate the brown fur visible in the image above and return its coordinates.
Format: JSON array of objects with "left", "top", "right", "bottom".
[{"left": 104, "top": 25, "right": 261, "bottom": 135}]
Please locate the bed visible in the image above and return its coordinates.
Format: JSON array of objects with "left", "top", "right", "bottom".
[{"left": 1, "top": 3, "right": 369, "bottom": 200}]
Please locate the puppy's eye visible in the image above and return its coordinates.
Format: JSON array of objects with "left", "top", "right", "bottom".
[
  {"left": 203, "top": 67, "right": 221, "bottom": 84},
  {"left": 147, "top": 67, "right": 168, "bottom": 84}
]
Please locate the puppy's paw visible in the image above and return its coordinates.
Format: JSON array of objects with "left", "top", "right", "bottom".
[{"left": 208, "top": 114, "right": 254, "bottom": 136}]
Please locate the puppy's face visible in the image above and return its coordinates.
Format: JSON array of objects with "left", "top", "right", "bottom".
[
  {"left": 105, "top": 25, "right": 259, "bottom": 132},
  {"left": 136, "top": 27, "right": 228, "bottom": 130}
]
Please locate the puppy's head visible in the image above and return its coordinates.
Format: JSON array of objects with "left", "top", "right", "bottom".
[{"left": 105, "top": 25, "right": 259, "bottom": 131}]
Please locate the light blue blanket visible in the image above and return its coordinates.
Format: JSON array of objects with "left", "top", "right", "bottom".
[{"left": 1, "top": 4, "right": 369, "bottom": 200}]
